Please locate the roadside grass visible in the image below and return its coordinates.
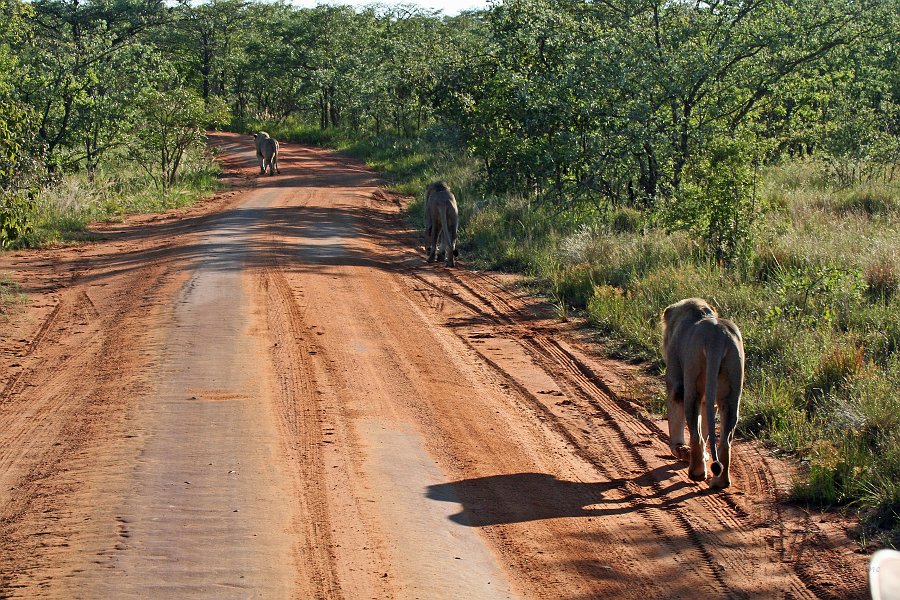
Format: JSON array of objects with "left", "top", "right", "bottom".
[
  {"left": 0, "top": 274, "right": 26, "bottom": 316},
  {"left": 19, "top": 147, "right": 222, "bottom": 248},
  {"left": 247, "top": 121, "right": 900, "bottom": 545},
  {"left": 467, "top": 163, "right": 900, "bottom": 546}
]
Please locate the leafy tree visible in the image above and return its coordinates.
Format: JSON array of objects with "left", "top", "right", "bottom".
[
  {"left": 0, "top": 0, "right": 43, "bottom": 246},
  {"left": 72, "top": 44, "right": 170, "bottom": 179},
  {"left": 465, "top": 0, "right": 881, "bottom": 206},
  {"left": 134, "top": 86, "right": 229, "bottom": 189},
  {"left": 21, "top": 0, "right": 166, "bottom": 162},
  {"left": 0, "top": 97, "right": 41, "bottom": 247},
  {"left": 165, "top": 0, "right": 258, "bottom": 102}
]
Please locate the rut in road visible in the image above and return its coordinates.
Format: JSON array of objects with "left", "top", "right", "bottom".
[{"left": 0, "top": 131, "right": 868, "bottom": 599}]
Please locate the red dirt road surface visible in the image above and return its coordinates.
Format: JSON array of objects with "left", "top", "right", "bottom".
[{"left": 0, "top": 132, "right": 870, "bottom": 598}]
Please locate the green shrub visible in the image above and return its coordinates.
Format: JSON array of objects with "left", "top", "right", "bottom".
[{"left": 610, "top": 206, "right": 642, "bottom": 233}]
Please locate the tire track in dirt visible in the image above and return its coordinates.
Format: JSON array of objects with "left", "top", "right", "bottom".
[
  {"left": 434, "top": 273, "right": 738, "bottom": 595},
  {"left": 0, "top": 263, "right": 171, "bottom": 595},
  {"left": 252, "top": 166, "right": 520, "bottom": 599},
  {"left": 259, "top": 266, "right": 344, "bottom": 600}
]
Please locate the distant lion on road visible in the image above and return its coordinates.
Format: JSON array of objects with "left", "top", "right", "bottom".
[
  {"left": 661, "top": 298, "right": 744, "bottom": 489},
  {"left": 424, "top": 181, "right": 459, "bottom": 266},
  {"left": 252, "top": 132, "right": 280, "bottom": 175}
]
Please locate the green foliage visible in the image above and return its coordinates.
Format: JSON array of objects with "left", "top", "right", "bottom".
[
  {"left": 134, "top": 87, "right": 229, "bottom": 189},
  {"left": 813, "top": 5, "right": 900, "bottom": 188},
  {"left": 20, "top": 0, "right": 167, "bottom": 163},
  {"left": 20, "top": 146, "right": 221, "bottom": 247},
  {"left": 610, "top": 207, "right": 642, "bottom": 234},
  {"left": 0, "top": 194, "right": 32, "bottom": 248},
  {"left": 0, "top": 97, "right": 43, "bottom": 247},
  {"left": 661, "top": 138, "right": 762, "bottom": 265},
  {"left": 765, "top": 264, "right": 866, "bottom": 328},
  {"left": 0, "top": 0, "right": 42, "bottom": 246}
]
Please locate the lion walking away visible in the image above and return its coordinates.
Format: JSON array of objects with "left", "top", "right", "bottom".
[
  {"left": 252, "top": 132, "right": 281, "bottom": 175},
  {"left": 661, "top": 298, "right": 745, "bottom": 489},
  {"left": 424, "top": 181, "right": 459, "bottom": 267}
]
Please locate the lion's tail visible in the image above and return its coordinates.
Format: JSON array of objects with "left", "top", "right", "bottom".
[{"left": 705, "top": 338, "right": 725, "bottom": 476}]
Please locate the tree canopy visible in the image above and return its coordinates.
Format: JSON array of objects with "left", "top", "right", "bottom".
[{"left": 1, "top": 0, "right": 897, "bottom": 254}]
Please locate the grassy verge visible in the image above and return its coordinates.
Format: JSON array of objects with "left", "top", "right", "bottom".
[
  {"left": 248, "top": 121, "right": 900, "bottom": 545},
  {"left": 18, "top": 146, "right": 222, "bottom": 248},
  {"left": 468, "top": 164, "right": 899, "bottom": 545},
  {"left": 0, "top": 274, "right": 26, "bottom": 316}
]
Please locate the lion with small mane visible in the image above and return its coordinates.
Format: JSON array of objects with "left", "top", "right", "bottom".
[
  {"left": 253, "top": 131, "right": 270, "bottom": 173},
  {"left": 662, "top": 298, "right": 744, "bottom": 489},
  {"left": 252, "top": 132, "right": 280, "bottom": 175}
]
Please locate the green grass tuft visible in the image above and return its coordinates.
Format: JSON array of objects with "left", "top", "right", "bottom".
[{"left": 0, "top": 274, "right": 26, "bottom": 316}]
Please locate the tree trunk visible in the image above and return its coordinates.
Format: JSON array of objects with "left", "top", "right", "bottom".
[
  {"left": 329, "top": 86, "right": 339, "bottom": 128},
  {"left": 672, "top": 99, "right": 692, "bottom": 192}
]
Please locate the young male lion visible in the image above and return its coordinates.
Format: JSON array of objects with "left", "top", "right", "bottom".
[
  {"left": 424, "top": 181, "right": 459, "bottom": 266},
  {"left": 252, "top": 132, "right": 280, "bottom": 176},
  {"left": 252, "top": 131, "right": 270, "bottom": 173},
  {"left": 662, "top": 298, "right": 744, "bottom": 488}
]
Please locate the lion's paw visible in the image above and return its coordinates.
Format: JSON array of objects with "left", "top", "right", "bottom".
[
  {"left": 708, "top": 475, "right": 731, "bottom": 489},
  {"left": 673, "top": 445, "right": 691, "bottom": 462},
  {"left": 688, "top": 468, "right": 708, "bottom": 482}
]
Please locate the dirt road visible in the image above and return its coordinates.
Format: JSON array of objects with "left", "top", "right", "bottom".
[{"left": 0, "top": 132, "right": 869, "bottom": 598}]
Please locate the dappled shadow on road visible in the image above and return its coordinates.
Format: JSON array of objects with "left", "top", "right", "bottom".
[
  {"left": 208, "top": 131, "right": 382, "bottom": 190},
  {"left": 8, "top": 196, "right": 441, "bottom": 295},
  {"left": 5, "top": 131, "right": 440, "bottom": 297},
  {"left": 249, "top": 165, "right": 381, "bottom": 190},
  {"left": 4, "top": 132, "right": 437, "bottom": 293}
]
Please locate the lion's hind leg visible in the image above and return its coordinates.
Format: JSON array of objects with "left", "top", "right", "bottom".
[
  {"left": 441, "top": 206, "right": 455, "bottom": 267},
  {"left": 700, "top": 394, "right": 715, "bottom": 472},
  {"left": 426, "top": 216, "right": 439, "bottom": 263},
  {"left": 683, "top": 372, "right": 708, "bottom": 482},
  {"left": 666, "top": 376, "right": 690, "bottom": 462},
  {"left": 709, "top": 390, "right": 740, "bottom": 489}
]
